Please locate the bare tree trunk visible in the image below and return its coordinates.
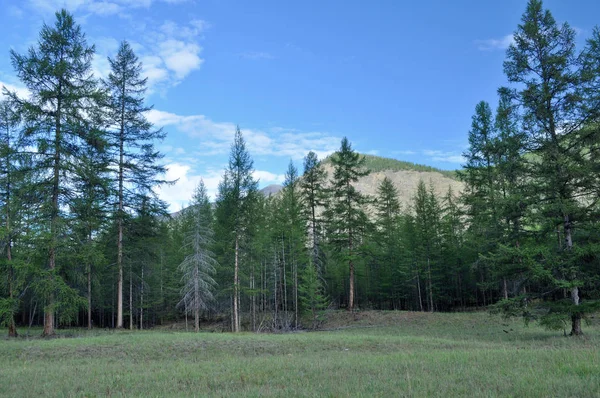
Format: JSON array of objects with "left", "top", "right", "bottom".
[
  {"left": 88, "top": 262, "right": 92, "bottom": 330},
  {"left": 116, "top": 81, "right": 126, "bottom": 329},
  {"left": 233, "top": 235, "right": 240, "bottom": 332},
  {"left": 5, "top": 139, "right": 17, "bottom": 337},
  {"left": 139, "top": 267, "right": 144, "bottom": 330},
  {"left": 273, "top": 250, "right": 278, "bottom": 328},
  {"left": 564, "top": 215, "right": 582, "bottom": 336},
  {"left": 129, "top": 267, "right": 133, "bottom": 330},
  {"left": 43, "top": 94, "right": 62, "bottom": 337},
  {"left": 294, "top": 257, "right": 298, "bottom": 329},
  {"left": 194, "top": 264, "right": 199, "bottom": 332},
  {"left": 348, "top": 234, "right": 355, "bottom": 312},
  {"left": 251, "top": 269, "right": 256, "bottom": 332},
  {"left": 502, "top": 277, "right": 508, "bottom": 300},
  {"left": 416, "top": 268, "right": 423, "bottom": 312},
  {"left": 570, "top": 287, "right": 582, "bottom": 336},
  {"left": 427, "top": 257, "right": 434, "bottom": 312}
]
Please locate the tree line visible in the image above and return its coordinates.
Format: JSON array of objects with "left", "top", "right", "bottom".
[{"left": 1, "top": 0, "right": 599, "bottom": 337}]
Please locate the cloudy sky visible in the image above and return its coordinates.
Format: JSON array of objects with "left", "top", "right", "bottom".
[{"left": 1, "top": 0, "right": 598, "bottom": 211}]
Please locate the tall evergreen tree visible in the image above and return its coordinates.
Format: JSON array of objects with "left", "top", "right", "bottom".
[
  {"left": 0, "top": 99, "right": 23, "bottom": 337},
  {"left": 105, "top": 40, "right": 167, "bottom": 329},
  {"left": 215, "top": 127, "right": 258, "bottom": 332},
  {"left": 327, "top": 137, "right": 369, "bottom": 311},
  {"left": 300, "top": 151, "right": 328, "bottom": 275},
  {"left": 177, "top": 180, "right": 217, "bottom": 332},
  {"left": 8, "top": 10, "right": 101, "bottom": 335},
  {"left": 374, "top": 176, "right": 403, "bottom": 308},
  {"left": 503, "top": 0, "right": 600, "bottom": 335}
]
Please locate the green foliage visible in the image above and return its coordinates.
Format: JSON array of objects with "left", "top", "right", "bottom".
[{"left": 325, "top": 154, "right": 458, "bottom": 179}]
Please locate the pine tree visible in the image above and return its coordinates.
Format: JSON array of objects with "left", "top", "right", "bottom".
[
  {"left": 327, "top": 137, "right": 370, "bottom": 311},
  {"left": 8, "top": 10, "right": 101, "bottom": 336},
  {"left": 178, "top": 180, "right": 217, "bottom": 332},
  {"left": 105, "top": 40, "right": 167, "bottom": 329}
]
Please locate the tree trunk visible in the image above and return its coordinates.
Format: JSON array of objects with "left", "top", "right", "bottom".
[
  {"left": 88, "top": 262, "right": 92, "bottom": 329},
  {"left": 129, "top": 267, "right": 133, "bottom": 330},
  {"left": 5, "top": 136, "right": 17, "bottom": 337},
  {"left": 294, "top": 257, "right": 298, "bottom": 329},
  {"left": 570, "top": 286, "right": 582, "bottom": 336},
  {"left": 251, "top": 270, "right": 256, "bottom": 332},
  {"left": 194, "top": 263, "right": 199, "bottom": 332},
  {"left": 140, "top": 266, "right": 144, "bottom": 330},
  {"left": 233, "top": 235, "right": 239, "bottom": 332},
  {"left": 502, "top": 277, "right": 508, "bottom": 300},
  {"left": 116, "top": 80, "right": 126, "bottom": 329},
  {"left": 348, "top": 231, "right": 355, "bottom": 312},
  {"left": 427, "top": 257, "right": 434, "bottom": 312},
  {"left": 416, "top": 268, "right": 423, "bottom": 312},
  {"left": 43, "top": 90, "right": 62, "bottom": 337}
]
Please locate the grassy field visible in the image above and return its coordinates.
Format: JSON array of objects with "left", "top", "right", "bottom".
[{"left": 1, "top": 311, "right": 599, "bottom": 397}]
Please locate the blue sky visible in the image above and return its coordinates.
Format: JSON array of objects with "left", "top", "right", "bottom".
[{"left": 1, "top": 0, "right": 599, "bottom": 211}]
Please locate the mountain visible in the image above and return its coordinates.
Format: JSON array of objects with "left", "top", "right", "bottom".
[
  {"left": 321, "top": 154, "right": 463, "bottom": 208},
  {"left": 260, "top": 184, "right": 284, "bottom": 197},
  {"left": 169, "top": 154, "right": 463, "bottom": 218}
]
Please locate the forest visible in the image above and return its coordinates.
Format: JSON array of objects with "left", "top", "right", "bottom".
[{"left": 1, "top": 0, "right": 600, "bottom": 340}]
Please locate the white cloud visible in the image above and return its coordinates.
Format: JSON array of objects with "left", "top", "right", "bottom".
[
  {"left": 423, "top": 150, "right": 465, "bottom": 164},
  {"left": 155, "top": 163, "right": 222, "bottom": 212},
  {"left": 86, "top": 1, "right": 122, "bottom": 15},
  {"left": 475, "top": 34, "right": 514, "bottom": 51},
  {"left": 146, "top": 109, "right": 340, "bottom": 160},
  {"left": 0, "top": 81, "right": 30, "bottom": 100},
  {"left": 253, "top": 170, "right": 285, "bottom": 185},
  {"left": 159, "top": 39, "right": 203, "bottom": 79}
]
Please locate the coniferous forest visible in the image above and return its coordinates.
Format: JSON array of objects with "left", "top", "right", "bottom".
[{"left": 2, "top": 0, "right": 600, "bottom": 339}]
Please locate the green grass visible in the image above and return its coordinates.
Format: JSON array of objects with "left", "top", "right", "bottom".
[{"left": 1, "top": 311, "right": 599, "bottom": 397}]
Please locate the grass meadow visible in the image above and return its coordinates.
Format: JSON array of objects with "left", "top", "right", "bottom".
[{"left": 1, "top": 311, "right": 599, "bottom": 397}]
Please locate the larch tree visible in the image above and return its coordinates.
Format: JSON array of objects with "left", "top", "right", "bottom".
[
  {"left": 0, "top": 99, "right": 22, "bottom": 337},
  {"left": 503, "top": 0, "right": 600, "bottom": 335},
  {"left": 328, "top": 137, "right": 369, "bottom": 311},
  {"left": 178, "top": 180, "right": 217, "bottom": 332},
  {"left": 8, "top": 10, "right": 101, "bottom": 336},
  {"left": 105, "top": 40, "right": 167, "bottom": 329},
  {"left": 300, "top": 151, "right": 329, "bottom": 276},
  {"left": 374, "top": 176, "right": 403, "bottom": 307},
  {"left": 215, "top": 127, "right": 258, "bottom": 332},
  {"left": 280, "top": 160, "right": 305, "bottom": 328}
]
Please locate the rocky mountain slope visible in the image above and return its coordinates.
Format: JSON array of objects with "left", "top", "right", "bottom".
[{"left": 171, "top": 154, "right": 463, "bottom": 217}]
